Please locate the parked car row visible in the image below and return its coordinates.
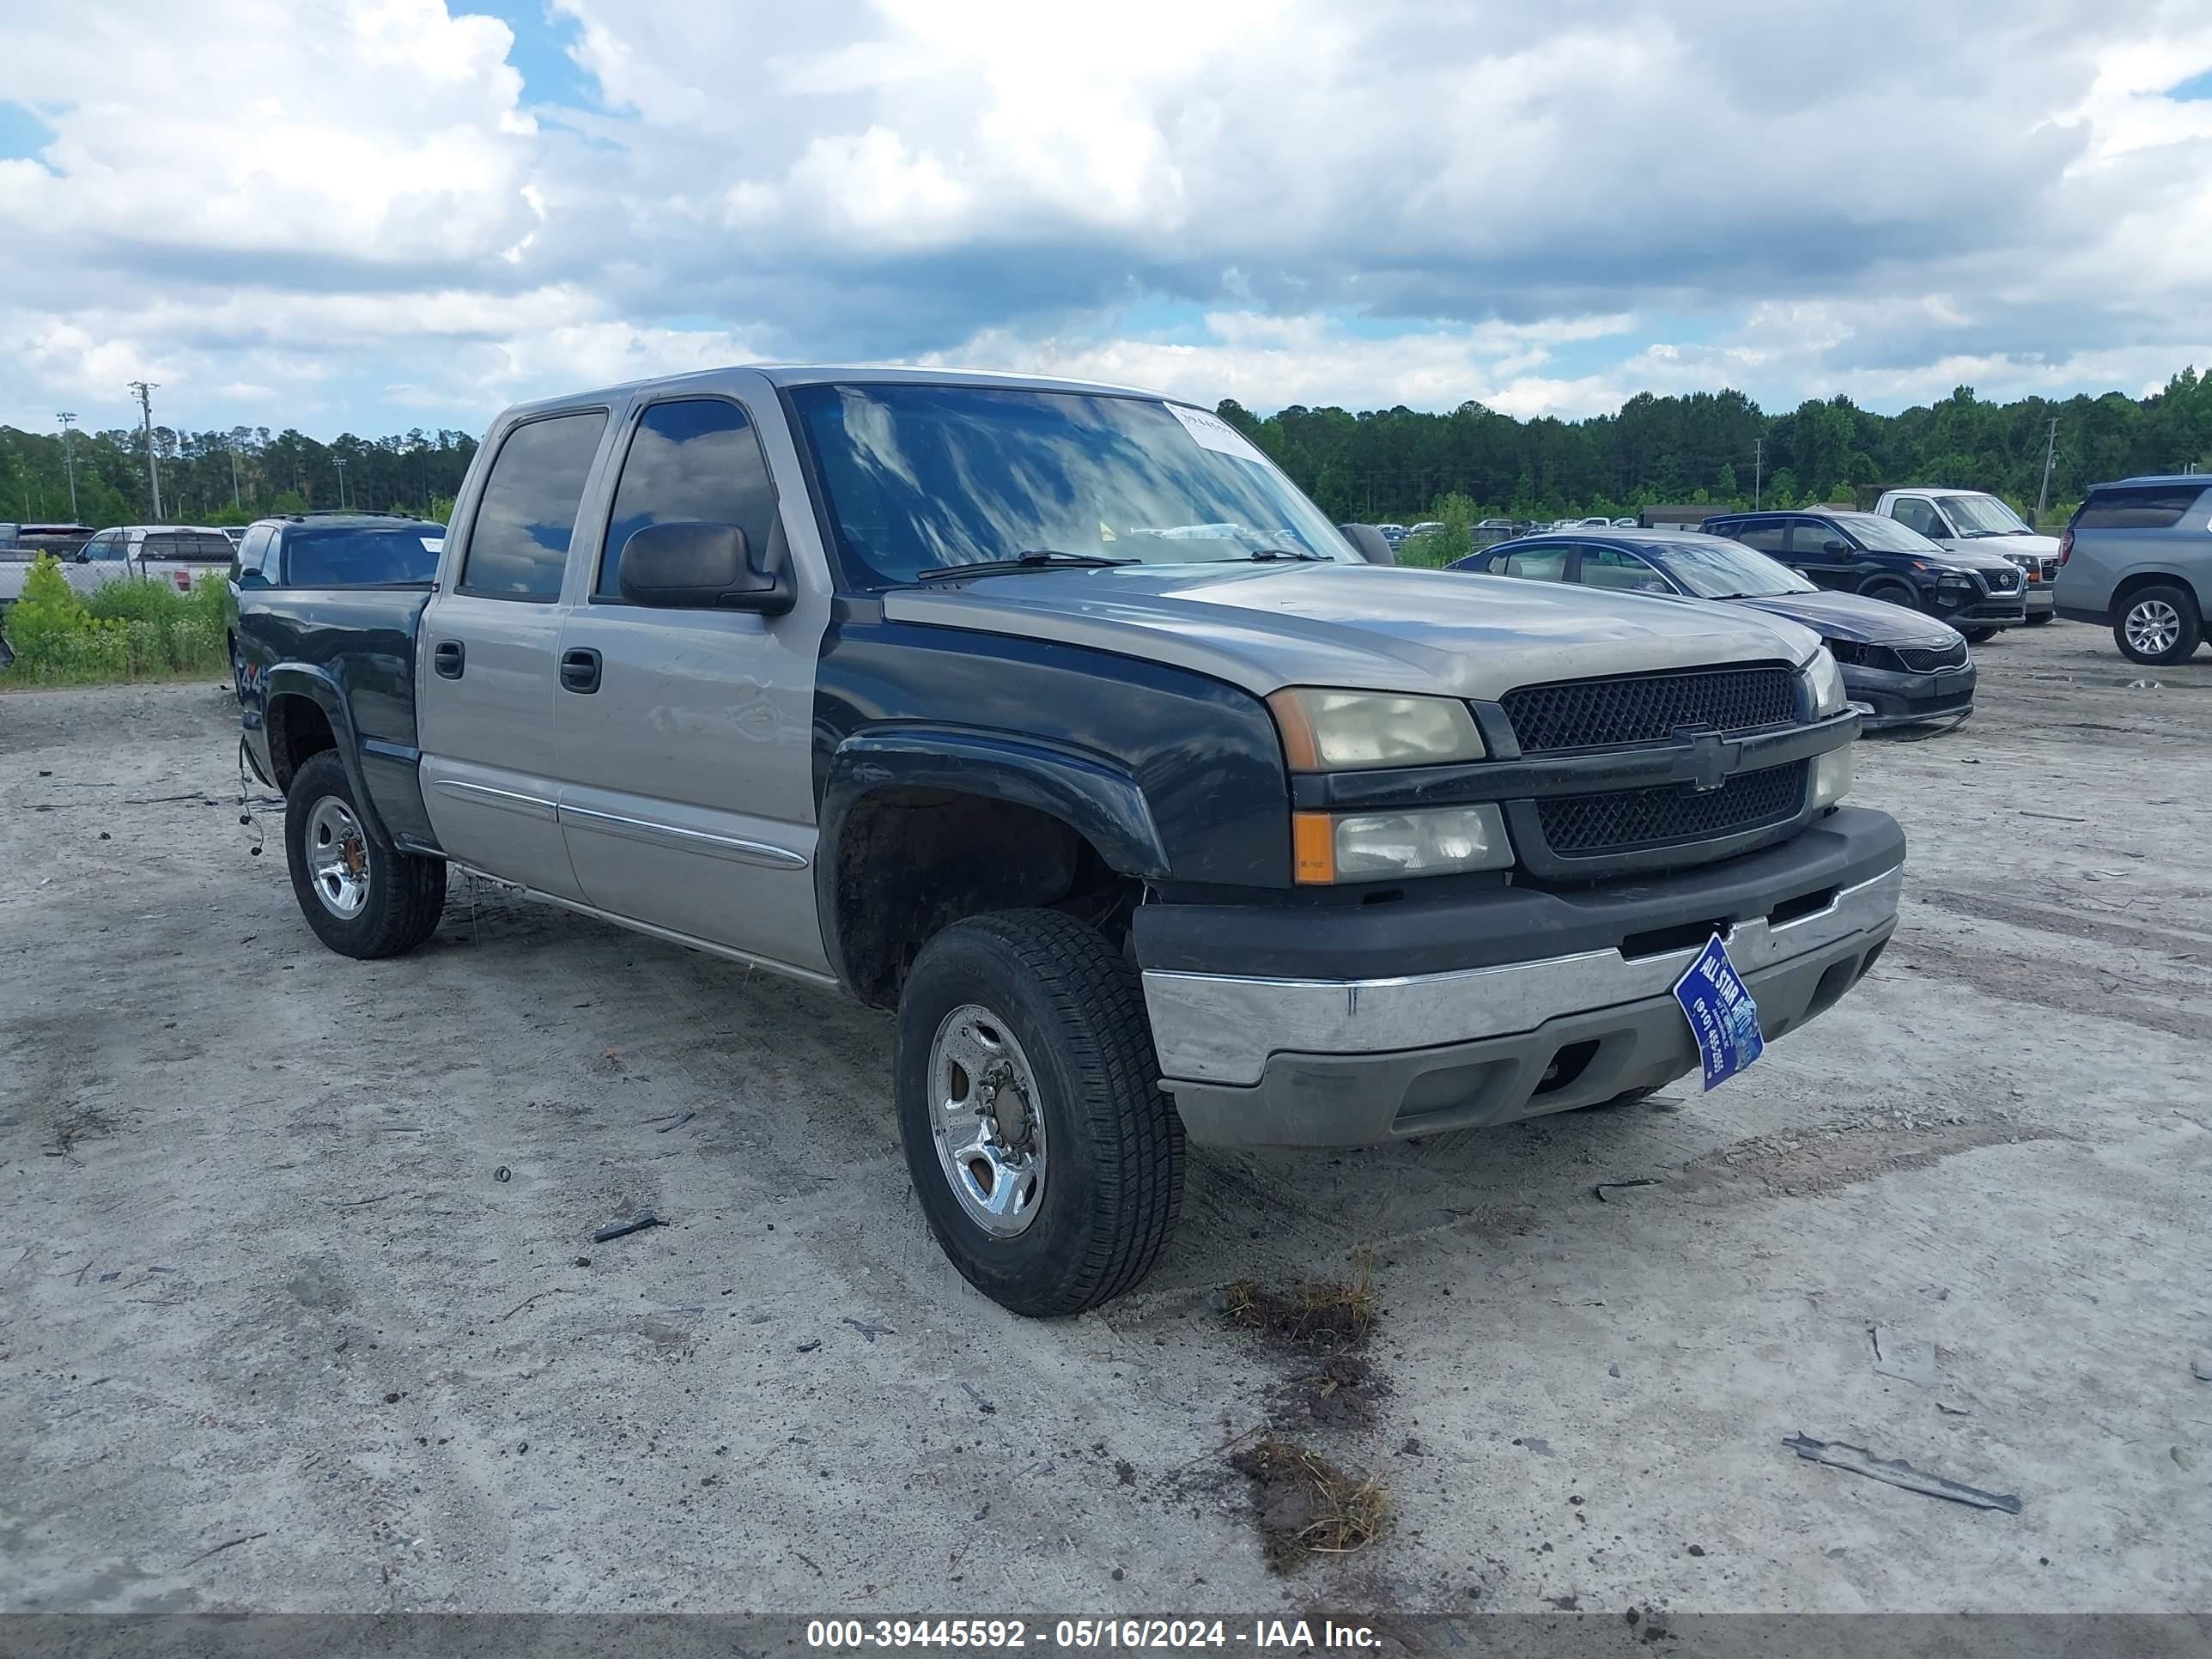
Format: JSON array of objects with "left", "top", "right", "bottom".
[
  {"left": 0, "top": 523, "right": 237, "bottom": 609},
  {"left": 1452, "top": 530, "right": 1977, "bottom": 729}
]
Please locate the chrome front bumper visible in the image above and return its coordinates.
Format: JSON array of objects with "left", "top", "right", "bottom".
[{"left": 1144, "top": 863, "right": 1904, "bottom": 1147}]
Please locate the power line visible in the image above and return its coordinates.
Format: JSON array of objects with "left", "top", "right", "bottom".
[
  {"left": 127, "top": 380, "right": 162, "bottom": 520},
  {"left": 2036, "top": 417, "right": 2058, "bottom": 518}
]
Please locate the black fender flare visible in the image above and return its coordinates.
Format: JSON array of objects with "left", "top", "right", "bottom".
[
  {"left": 814, "top": 726, "right": 1170, "bottom": 987},
  {"left": 261, "top": 664, "right": 395, "bottom": 850}
]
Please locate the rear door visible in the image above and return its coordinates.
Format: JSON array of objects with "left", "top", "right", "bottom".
[
  {"left": 416, "top": 408, "right": 613, "bottom": 899},
  {"left": 550, "top": 394, "right": 833, "bottom": 974}
]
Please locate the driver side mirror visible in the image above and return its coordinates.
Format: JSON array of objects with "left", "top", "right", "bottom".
[
  {"left": 617, "top": 520, "right": 794, "bottom": 615},
  {"left": 1823, "top": 538, "right": 1851, "bottom": 555},
  {"left": 1337, "top": 523, "right": 1395, "bottom": 566}
]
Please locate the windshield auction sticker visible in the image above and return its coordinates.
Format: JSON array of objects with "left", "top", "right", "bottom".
[{"left": 1164, "top": 402, "right": 1270, "bottom": 465}]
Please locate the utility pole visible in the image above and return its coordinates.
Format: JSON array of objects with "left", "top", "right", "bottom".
[
  {"left": 2035, "top": 416, "right": 2058, "bottom": 520},
  {"left": 334, "top": 458, "right": 348, "bottom": 510},
  {"left": 228, "top": 441, "right": 243, "bottom": 509},
  {"left": 56, "top": 412, "right": 79, "bottom": 519},
  {"left": 128, "top": 380, "right": 163, "bottom": 520},
  {"left": 1753, "top": 438, "right": 1764, "bottom": 510}
]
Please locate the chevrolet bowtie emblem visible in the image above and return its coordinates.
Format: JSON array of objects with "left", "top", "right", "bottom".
[{"left": 1674, "top": 727, "right": 1734, "bottom": 793}]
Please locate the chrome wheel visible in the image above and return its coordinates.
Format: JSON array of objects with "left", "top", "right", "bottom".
[
  {"left": 927, "top": 1002, "right": 1048, "bottom": 1237},
  {"left": 305, "top": 795, "right": 370, "bottom": 920},
  {"left": 2124, "top": 599, "right": 2181, "bottom": 658}
]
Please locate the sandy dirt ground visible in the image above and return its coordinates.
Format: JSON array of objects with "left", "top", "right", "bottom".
[{"left": 3, "top": 621, "right": 2209, "bottom": 1619}]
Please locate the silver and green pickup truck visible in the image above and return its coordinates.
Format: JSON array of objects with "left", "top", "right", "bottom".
[{"left": 234, "top": 366, "right": 1905, "bottom": 1316}]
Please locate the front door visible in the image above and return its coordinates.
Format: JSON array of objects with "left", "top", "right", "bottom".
[
  {"left": 552, "top": 396, "right": 831, "bottom": 975},
  {"left": 417, "top": 409, "right": 611, "bottom": 900}
]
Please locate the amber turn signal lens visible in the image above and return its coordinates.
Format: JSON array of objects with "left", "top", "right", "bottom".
[{"left": 1291, "top": 811, "right": 1336, "bottom": 884}]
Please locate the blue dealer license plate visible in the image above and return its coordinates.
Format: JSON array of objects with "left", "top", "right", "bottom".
[{"left": 1673, "top": 934, "right": 1764, "bottom": 1090}]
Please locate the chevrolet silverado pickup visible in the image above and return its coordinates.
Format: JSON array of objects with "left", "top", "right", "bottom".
[{"left": 234, "top": 367, "right": 1905, "bottom": 1316}]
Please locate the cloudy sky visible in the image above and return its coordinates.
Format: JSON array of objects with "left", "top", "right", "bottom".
[{"left": 3, "top": 0, "right": 2211, "bottom": 440}]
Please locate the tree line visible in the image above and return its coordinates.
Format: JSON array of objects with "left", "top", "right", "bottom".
[
  {"left": 3, "top": 368, "right": 2208, "bottom": 532},
  {"left": 1214, "top": 368, "right": 2212, "bottom": 526},
  {"left": 0, "top": 422, "right": 476, "bottom": 528}
]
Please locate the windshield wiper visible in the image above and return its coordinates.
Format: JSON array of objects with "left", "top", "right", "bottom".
[
  {"left": 914, "top": 550, "right": 1137, "bottom": 582},
  {"left": 1241, "top": 546, "right": 1331, "bottom": 562}
]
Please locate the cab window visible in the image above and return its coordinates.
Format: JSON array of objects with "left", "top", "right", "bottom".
[
  {"left": 1889, "top": 497, "right": 1942, "bottom": 537},
  {"left": 598, "top": 399, "right": 781, "bottom": 601}
]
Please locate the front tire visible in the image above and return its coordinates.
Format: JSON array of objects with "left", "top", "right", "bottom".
[
  {"left": 1960, "top": 627, "right": 1998, "bottom": 644},
  {"left": 283, "top": 750, "right": 447, "bottom": 959},
  {"left": 2024, "top": 611, "right": 2055, "bottom": 627},
  {"left": 895, "top": 909, "right": 1184, "bottom": 1316},
  {"left": 2113, "top": 585, "right": 2202, "bottom": 665}
]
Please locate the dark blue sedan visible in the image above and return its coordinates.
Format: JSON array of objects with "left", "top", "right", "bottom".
[{"left": 1451, "top": 529, "right": 1976, "bottom": 729}]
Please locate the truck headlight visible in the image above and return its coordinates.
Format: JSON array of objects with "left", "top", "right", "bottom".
[
  {"left": 1812, "top": 746, "right": 1853, "bottom": 810},
  {"left": 1292, "top": 804, "right": 1511, "bottom": 884},
  {"left": 1802, "top": 647, "right": 1847, "bottom": 718},
  {"left": 1269, "top": 689, "right": 1486, "bottom": 770}
]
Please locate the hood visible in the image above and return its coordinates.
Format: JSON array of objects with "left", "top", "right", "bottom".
[
  {"left": 1729, "top": 590, "right": 1961, "bottom": 647},
  {"left": 882, "top": 562, "right": 1820, "bottom": 702},
  {"left": 1923, "top": 543, "right": 2031, "bottom": 574}
]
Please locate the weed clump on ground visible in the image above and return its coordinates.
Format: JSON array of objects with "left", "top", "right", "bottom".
[
  {"left": 1231, "top": 1438, "right": 1390, "bottom": 1573},
  {"left": 1221, "top": 1253, "right": 1374, "bottom": 1352}
]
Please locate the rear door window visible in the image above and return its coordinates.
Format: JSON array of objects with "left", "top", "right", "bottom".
[
  {"left": 1727, "top": 520, "right": 1791, "bottom": 555},
  {"left": 598, "top": 399, "right": 781, "bottom": 601},
  {"left": 459, "top": 410, "right": 611, "bottom": 600},
  {"left": 143, "top": 532, "right": 236, "bottom": 562},
  {"left": 2074, "top": 483, "right": 2209, "bottom": 530}
]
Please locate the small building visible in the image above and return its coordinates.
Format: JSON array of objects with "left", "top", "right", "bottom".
[{"left": 1638, "top": 505, "right": 1717, "bottom": 529}]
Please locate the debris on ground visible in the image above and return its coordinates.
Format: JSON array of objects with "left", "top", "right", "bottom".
[
  {"left": 795, "top": 1339, "right": 822, "bottom": 1353},
  {"left": 1594, "top": 1178, "right": 1661, "bottom": 1203},
  {"left": 591, "top": 1211, "right": 665, "bottom": 1243},
  {"left": 841, "top": 1316, "right": 894, "bottom": 1343},
  {"left": 1869, "top": 1325, "right": 1938, "bottom": 1389},
  {"left": 1782, "top": 1432, "right": 2021, "bottom": 1513},
  {"left": 2192, "top": 1358, "right": 2212, "bottom": 1383},
  {"left": 1230, "top": 1438, "right": 1389, "bottom": 1573},
  {"left": 960, "top": 1382, "right": 997, "bottom": 1414},
  {"left": 1221, "top": 1255, "right": 1374, "bottom": 1352}
]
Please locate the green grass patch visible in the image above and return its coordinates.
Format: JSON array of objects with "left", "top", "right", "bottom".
[{"left": 1, "top": 556, "right": 230, "bottom": 687}]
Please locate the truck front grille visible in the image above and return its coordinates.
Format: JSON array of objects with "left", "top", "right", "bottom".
[
  {"left": 1895, "top": 640, "right": 1968, "bottom": 673},
  {"left": 1537, "top": 762, "right": 1808, "bottom": 858},
  {"left": 1503, "top": 664, "right": 1796, "bottom": 752}
]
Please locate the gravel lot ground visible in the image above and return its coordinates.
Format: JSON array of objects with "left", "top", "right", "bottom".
[{"left": 3, "top": 621, "right": 2209, "bottom": 1619}]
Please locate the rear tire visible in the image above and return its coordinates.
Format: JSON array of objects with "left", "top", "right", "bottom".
[
  {"left": 283, "top": 750, "right": 447, "bottom": 959},
  {"left": 895, "top": 909, "right": 1184, "bottom": 1317},
  {"left": 2112, "top": 585, "right": 2201, "bottom": 665}
]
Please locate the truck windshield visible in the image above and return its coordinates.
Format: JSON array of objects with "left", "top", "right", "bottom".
[
  {"left": 789, "top": 383, "right": 1355, "bottom": 587},
  {"left": 283, "top": 527, "right": 444, "bottom": 586},
  {"left": 1934, "top": 494, "right": 2031, "bottom": 537}
]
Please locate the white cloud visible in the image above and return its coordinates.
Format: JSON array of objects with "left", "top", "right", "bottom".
[{"left": 0, "top": 0, "right": 2209, "bottom": 437}]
